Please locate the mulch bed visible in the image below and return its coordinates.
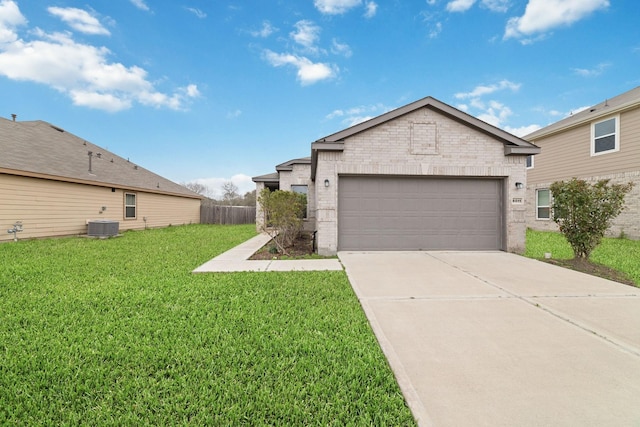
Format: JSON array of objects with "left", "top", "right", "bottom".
[
  {"left": 542, "top": 258, "right": 636, "bottom": 287},
  {"left": 249, "top": 232, "right": 314, "bottom": 260}
]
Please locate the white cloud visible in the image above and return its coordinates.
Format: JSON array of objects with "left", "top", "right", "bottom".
[
  {"left": 186, "top": 8, "right": 206, "bottom": 19},
  {"left": 263, "top": 50, "right": 336, "bottom": 85},
  {"left": 454, "top": 79, "right": 521, "bottom": 99},
  {"left": 0, "top": 0, "right": 26, "bottom": 44},
  {"left": 445, "top": 0, "right": 511, "bottom": 13},
  {"left": 0, "top": 3, "right": 198, "bottom": 112},
  {"left": 364, "top": 1, "right": 378, "bottom": 18},
  {"left": 505, "top": 124, "right": 541, "bottom": 137},
  {"left": 572, "top": 62, "right": 610, "bottom": 77},
  {"left": 505, "top": 0, "right": 609, "bottom": 42},
  {"left": 184, "top": 84, "right": 200, "bottom": 97},
  {"left": 331, "top": 39, "right": 352, "bottom": 57},
  {"left": 476, "top": 100, "right": 513, "bottom": 127},
  {"left": 481, "top": 0, "right": 510, "bottom": 12},
  {"left": 130, "top": 0, "right": 150, "bottom": 12},
  {"left": 70, "top": 90, "right": 131, "bottom": 112},
  {"left": 453, "top": 80, "right": 523, "bottom": 130},
  {"left": 314, "top": 0, "right": 362, "bottom": 15},
  {"left": 48, "top": 7, "right": 110, "bottom": 36},
  {"left": 326, "top": 103, "right": 390, "bottom": 127},
  {"left": 191, "top": 174, "right": 255, "bottom": 199},
  {"left": 446, "top": 0, "right": 476, "bottom": 12},
  {"left": 291, "top": 20, "right": 321, "bottom": 50},
  {"left": 429, "top": 22, "right": 443, "bottom": 38},
  {"left": 226, "top": 109, "right": 242, "bottom": 119},
  {"left": 251, "top": 21, "right": 277, "bottom": 38}
]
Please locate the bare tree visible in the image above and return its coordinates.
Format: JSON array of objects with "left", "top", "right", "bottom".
[
  {"left": 182, "top": 181, "right": 211, "bottom": 198},
  {"left": 221, "top": 181, "right": 239, "bottom": 205}
]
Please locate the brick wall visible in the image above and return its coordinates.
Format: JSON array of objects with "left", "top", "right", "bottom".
[
  {"left": 526, "top": 170, "right": 640, "bottom": 239},
  {"left": 315, "top": 107, "right": 528, "bottom": 255}
]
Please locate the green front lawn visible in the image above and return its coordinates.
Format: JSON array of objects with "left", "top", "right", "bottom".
[
  {"left": 0, "top": 225, "right": 415, "bottom": 426},
  {"left": 525, "top": 229, "right": 640, "bottom": 285}
]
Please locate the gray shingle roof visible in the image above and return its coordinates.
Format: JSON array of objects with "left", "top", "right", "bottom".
[
  {"left": 252, "top": 172, "right": 280, "bottom": 183},
  {"left": 525, "top": 86, "right": 640, "bottom": 140},
  {"left": 0, "top": 118, "right": 201, "bottom": 198}
]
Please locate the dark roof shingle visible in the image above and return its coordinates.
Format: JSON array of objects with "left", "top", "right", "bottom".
[{"left": 0, "top": 118, "right": 200, "bottom": 198}]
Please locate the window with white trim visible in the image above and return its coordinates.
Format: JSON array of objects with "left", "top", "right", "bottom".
[
  {"left": 591, "top": 116, "right": 619, "bottom": 155},
  {"left": 536, "top": 189, "right": 550, "bottom": 220},
  {"left": 124, "top": 192, "right": 137, "bottom": 219},
  {"left": 526, "top": 155, "right": 534, "bottom": 169}
]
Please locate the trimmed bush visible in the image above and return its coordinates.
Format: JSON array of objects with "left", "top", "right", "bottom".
[{"left": 550, "top": 178, "right": 633, "bottom": 259}]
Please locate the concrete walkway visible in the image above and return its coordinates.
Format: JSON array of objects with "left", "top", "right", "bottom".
[
  {"left": 192, "top": 233, "right": 343, "bottom": 272},
  {"left": 339, "top": 251, "right": 640, "bottom": 427}
]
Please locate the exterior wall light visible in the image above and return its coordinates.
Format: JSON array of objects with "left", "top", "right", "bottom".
[
  {"left": 515, "top": 182, "right": 524, "bottom": 189},
  {"left": 324, "top": 179, "right": 330, "bottom": 187}
]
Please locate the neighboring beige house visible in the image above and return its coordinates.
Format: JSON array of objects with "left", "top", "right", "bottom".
[
  {"left": 0, "top": 116, "right": 202, "bottom": 242},
  {"left": 525, "top": 86, "right": 640, "bottom": 239},
  {"left": 254, "top": 96, "right": 540, "bottom": 255}
]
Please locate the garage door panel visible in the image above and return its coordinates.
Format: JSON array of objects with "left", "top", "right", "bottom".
[{"left": 338, "top": 176, "right": 503, "bottom": 251}]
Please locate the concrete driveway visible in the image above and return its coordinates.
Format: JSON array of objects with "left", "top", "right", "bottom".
[{"left": 338, "top": 251, "right": 640, "bottom": 427}]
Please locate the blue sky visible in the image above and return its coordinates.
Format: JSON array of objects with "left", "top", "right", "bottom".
[{"left": 0, "top": 0, "right": 638, "bottom": 198}]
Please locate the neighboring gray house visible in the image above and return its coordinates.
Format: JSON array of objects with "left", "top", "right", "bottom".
[
  {"left": 525, "top": 86, "right": 640, "bottom": 239},
  {"left": 254, "top": 96, "right": 540, "bottom": 256},
  {"left": 0, "top": 116, "right": 202, "bottom": 242},
  {"left": 253, "top": 157, "right": 314, "bottom": 231}
]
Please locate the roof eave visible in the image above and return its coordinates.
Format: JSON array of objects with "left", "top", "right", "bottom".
[
  {"left": 311, "top": 142, "right": 344, "bottom": 180},
  {"left": 504, "top": 146, "right": 541, "bottom": 156},
  {"left": 0, "top": 168, "right": 203, "bottom": 199},
  {"left": 252, "top": 172, "right": 280, "bottom": 183},
  {"left": 525, "top": 99, "right": 640, "bottom": 141}
]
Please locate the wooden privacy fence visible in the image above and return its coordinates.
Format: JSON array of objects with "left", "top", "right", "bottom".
[{"left": 200, "top": 202, "right": 256, "bottom": 225}]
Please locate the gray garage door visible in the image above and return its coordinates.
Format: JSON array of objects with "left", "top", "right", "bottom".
[{"left": 338, "top": 176, "right": 504, "bottom": 251}]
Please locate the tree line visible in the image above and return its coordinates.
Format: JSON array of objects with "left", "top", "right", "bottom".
[{"left": 182, "top": 181, "right": 256, "bottom": 206}]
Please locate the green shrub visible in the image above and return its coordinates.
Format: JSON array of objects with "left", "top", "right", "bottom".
[
  {"left": 550, "top": 178, "right": 633, "bottom": 259},
  {"left": 258, "top": 188, "right": 306, "bottom": 255}
]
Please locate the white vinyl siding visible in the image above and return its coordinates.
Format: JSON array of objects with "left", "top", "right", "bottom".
[{"left": 0, "top": 174, "right": 200, "bottom": 242}]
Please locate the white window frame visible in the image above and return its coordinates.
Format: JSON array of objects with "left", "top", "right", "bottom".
[
  {"left": 124, "top": 192, "right": 137, "bottom": 220},
  {"left": 536, "top": 189, "right": 550, "bottom": 220},
  {"left": 591, "top": 115, "right": 620, "bottom": 156},
  {"left": 526, "top": 155, "right": 534, "bottom": 169}
]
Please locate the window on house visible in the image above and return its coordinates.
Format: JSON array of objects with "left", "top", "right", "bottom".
[
  {"left": 526, "top": 155, "right": 534, "bottom": 169},
  {"left": 592, "top": 116, "right": 619, "bottom": 155},
  {"left": 536, "top": 189, "right": 550, "bottom": 220},
  {"left": 291, "top": 185, "right": 308, "bottom": 219},
  {"left": 124, "top": 192, "right": 137, "bottom": 219}
]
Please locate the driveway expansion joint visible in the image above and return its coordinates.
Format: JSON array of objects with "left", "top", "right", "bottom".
[{"left": 426, "top": 252, "right": 640, "bottom": 359}]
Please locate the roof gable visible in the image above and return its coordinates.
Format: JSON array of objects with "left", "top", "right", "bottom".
[
  {"left": 275, "top": 157, "right": 311, "bottom": 172},
  {"left": 314, "top": 96, "right": 537, "bottom": 148},
  {"left": 311, "top": 96, "right": 539, "bottom": 179},
  {"left": 0, "top": 118, "right": 201, "bottom": 199}
]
